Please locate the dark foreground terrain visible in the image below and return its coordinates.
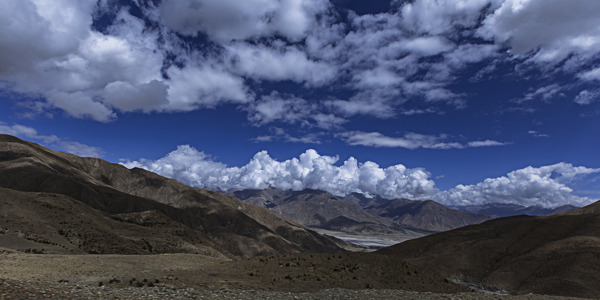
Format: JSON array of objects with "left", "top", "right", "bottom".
[
  {"left": 0, "top": 252, "right": 592, "bottom": 300},
  {"left": 1, "top": 279, "right": 591, "bottom": 300},
  {"left": 0, "top": 252, "right": 463, "bottom": 294}
]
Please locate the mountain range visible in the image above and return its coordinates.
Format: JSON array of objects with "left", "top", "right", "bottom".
[
  {"left": 231, "top": 189, "right": 494, "bottom": 233},
  {"left": 362, "top": 198, "right": 493, "bottom": 232},
  {"left": 229, "top": 188, "right": 398, "bottom": 234},
  {"left": 0, "top": 134, "right": 346, "bottom": 257},
  {"left": 229, "top": 187, "right": 581, "bottom": 235}
]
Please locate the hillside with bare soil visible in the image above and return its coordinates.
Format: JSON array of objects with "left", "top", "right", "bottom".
[
  {"left": 377, "top": 201, "right": 600, "bottom": 299},
  {"left": 0, "top": 134, "right": 345, "bottom": 257}
]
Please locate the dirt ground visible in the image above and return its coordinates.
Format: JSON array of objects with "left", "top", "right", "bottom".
[
  {"left": 0, "top": 251, "right": 465, "bottom": 294},
  {"left": 2, "top": 251, "right": 595, "bottom": 299}
]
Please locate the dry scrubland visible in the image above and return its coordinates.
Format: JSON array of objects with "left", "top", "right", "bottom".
[{"left": 0, "top": 252, "right": 593, "bottom": 300}]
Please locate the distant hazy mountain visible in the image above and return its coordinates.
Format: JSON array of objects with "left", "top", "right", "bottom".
[
  {"left": 0, "top": 134, "right": 346, "bottom": 257},
  {"left": 232, "top": 189, "right": 493, "bottom": 233},
  {"left": 377, "top": 200, "right": 600, "bottom": 299},
  {"left": 451, "top": 203, "right": 580, "bottom": 217},
  {"left": 339, "top": 193, "right": 492, "bottom": 232},
  {"left": 230, "top": 189, "right": 398, "bottom": 234},
  {"left": 340, "top": 193, "right": 388, "bottom": 208},
  {"left": 363, "top": 199, "right": 493, "bottom": 232}
]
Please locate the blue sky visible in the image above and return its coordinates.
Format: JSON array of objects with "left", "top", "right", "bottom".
[{"left": 1, "top": 0, "right": 600, "bottom": 208}]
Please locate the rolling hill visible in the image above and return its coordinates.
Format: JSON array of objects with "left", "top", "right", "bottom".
[{"left": 377, "top": 201, "right": 600, "bottom": 298}]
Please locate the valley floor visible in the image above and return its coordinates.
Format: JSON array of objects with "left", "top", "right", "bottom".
[{"left": 312, "top": 228, "right": 427, "bottom": 250}]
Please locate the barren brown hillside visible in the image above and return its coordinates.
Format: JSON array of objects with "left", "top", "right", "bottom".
[
  {"left": 377, "top": 201, "right": 600, "bottom": 299},
  {"left": 0, "top": 187, "right": 229, "bottom": 257},
  {"left": 0, "top": 134, "right": 345, "bottom": 257}
]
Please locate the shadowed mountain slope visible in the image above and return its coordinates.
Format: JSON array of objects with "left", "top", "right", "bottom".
[
  {"left": 365, "top": 199, "right": 493, "bottom": 232},
  {"left": 230, "top": 189, "right": 398, "bottom": 234},
  {"left": 0, "top": 134, "right": 345, "bottom": 257},
  {"left": 0, "top": 187, "right": 229, "bottom": 257},
  {"left": 377, "top": 201, "right": 600, "bottom": 299}
]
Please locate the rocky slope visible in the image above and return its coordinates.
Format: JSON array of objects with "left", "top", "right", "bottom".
[
  {"left": 0, "top": 134, "right": 345, "bottom": 257},
  {"left": 377, "top": 201, "right": 600, "bottom": 299}
]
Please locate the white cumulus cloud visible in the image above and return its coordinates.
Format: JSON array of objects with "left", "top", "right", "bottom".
[
  {"left": 434, "top": 163, "right": 600, "bottom": 208},
  {"left": 1, "top": 0, "right": 599, "bottom": 126},
  {"left": 0, "top": 1, "right": 165, "bottom": 121},
  {"left": 225, "top": 42, "right": 337, "bottom": 86},
  {"left": 122, "top": 147, "right": 599, "bottom": 208},
  {"left": 121, "top": 146, "right": 438, "bottom": 200},
  {"left": 478, "top": 0, "right": 600, "bottom": 64},
  {"left": 158, "top": 0, "right": 330, "bottom": 42},
  {"left": 399, "top": 0, "right": 502, "bottom": 35},
  {"left": 247, "top": 92, "right": 347, "bottom": 129}
]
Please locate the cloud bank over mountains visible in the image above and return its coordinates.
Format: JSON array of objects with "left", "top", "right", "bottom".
[
  {"left": 1, "top": 121, "right": 596, "bottom": 209},
  {"left": 122, "top": 146, "right": 437, "bottom": 200},
  {"left": 1, "top": 0, "right": 599, "bottom": 129},
  {"left": 122, "top": 146, "right": 600, "bottom": 208},
  {"left": 434, "top": 163, "right": 600, "bottom": 208}
]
